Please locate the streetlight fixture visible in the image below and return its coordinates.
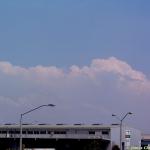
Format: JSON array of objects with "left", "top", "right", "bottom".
[
  {"left": 20, "top": 104, "right": 55, "bottom": 150},
  {"left": 112, "top": 112, "right": 133, "bottom": 150}
]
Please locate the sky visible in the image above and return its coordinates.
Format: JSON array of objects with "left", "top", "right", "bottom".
[{"left": 0, "top": 0, "right": 150, "bottom": 133}]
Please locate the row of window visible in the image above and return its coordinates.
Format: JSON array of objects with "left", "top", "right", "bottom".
[
  {"left": 89, "top": 131, "right": 109, "bottom": 135},
  {"left": 0, "top": 130, "right": 66, "bottom": 135},
  {"left": 0, "top": 130, "right": 109, "bottom": 135}
]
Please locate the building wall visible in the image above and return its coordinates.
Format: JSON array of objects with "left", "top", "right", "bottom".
[
  {"left": 0, "top": 124, "right": 141, "bottom": 150},
  {"left": 111, "top": 125, "right": 141, "bottom": 149},
  {"left": 124, "top": 126, "right": 141, "bottom": 148},
  {"left": 111, "top": 125, "right": 120, "bottom": 147}
]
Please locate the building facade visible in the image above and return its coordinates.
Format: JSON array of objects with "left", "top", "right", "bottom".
[
  {"left": 111, "top": 124, "right": 141, "bottom": 150},
  {"left": 0, "top": 124, "right": 141, "bottom": 150}
]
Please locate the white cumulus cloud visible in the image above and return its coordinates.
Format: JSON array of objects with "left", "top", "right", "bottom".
[{"left": 0, "top": 57, "right": 149, "bottom": 132}]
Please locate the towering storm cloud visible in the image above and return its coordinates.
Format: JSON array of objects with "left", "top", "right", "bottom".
[{"left": 0, "top": 57, "right": 149, "bottom": 132}]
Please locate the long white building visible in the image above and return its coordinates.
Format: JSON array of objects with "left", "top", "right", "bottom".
[{"left": 0, "top": 124, "right": 141, "bottom": 150}]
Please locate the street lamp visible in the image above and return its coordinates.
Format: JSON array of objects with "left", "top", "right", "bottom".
[
  {"left": 20, "top": 104, "right": 55, "bottom": 150},
  {"left": 112, "top": 112, "right": 133, "bottom": 150}
]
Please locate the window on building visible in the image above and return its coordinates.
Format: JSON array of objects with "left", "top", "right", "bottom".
[
  {"left": 34, "top": 131, "right": 39, "bottom": 134},
  {"left": 40, "top": 131, "right": 46, "bottom": 134},
  {"left": 28, "top": 131, "right": 33, "bottom": 134},
  {"left": 15, "top": 131, "right": 20, "bottom": 134},
  {"left": 22, "top": 131, "right": 26, "bottom": 134},
  {"left": 54, "top": 131, "right": 66, "bottom": 134},
  {"left": 1, "top": 131, "right": 7, "bottom": 134},
  {"left": 102, "top": 131, "right": 109, "bottom": 135},
  {"left": 9, "top": 131, "right": 15, "bottom": 134},
  {"left": 89, "top": 131, "right": 95, "bottom": 135}
]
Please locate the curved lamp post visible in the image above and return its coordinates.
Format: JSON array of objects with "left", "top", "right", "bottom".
[
  {"left": 112, "top": 112, "right": 133, "bottom": 150},
  {"left": 20, "top": 104, "right": 55, "bottom": 150}
]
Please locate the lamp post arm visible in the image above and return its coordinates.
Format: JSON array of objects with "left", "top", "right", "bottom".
[
  {"left": 19, "top": 104, "right": 55, "bottom": 150},
  {"left": 22, "top": 105, "right": 49, "bottom": 116},
  {"left": 121, "top": 113, "right": 130, "bottom": 122}
]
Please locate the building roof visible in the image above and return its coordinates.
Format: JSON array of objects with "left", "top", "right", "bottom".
[{"left": 0, "top": 124, "right": 112, "bottom": 129}]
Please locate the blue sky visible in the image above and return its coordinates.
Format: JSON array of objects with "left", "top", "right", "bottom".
[
  {"left": 0, "top": 1, "right": 150, "bottom": 132},
  {"left": 0, "top": 1, "right": 150, "bottom": 72}
]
